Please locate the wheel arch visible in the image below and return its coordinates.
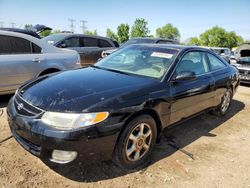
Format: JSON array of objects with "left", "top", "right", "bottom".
[{"left": 120, "top": 109, "right": 163, "bottom": 143}]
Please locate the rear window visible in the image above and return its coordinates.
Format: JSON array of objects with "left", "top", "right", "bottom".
[
  {"left": 0, "top": 35, "right": 31, "bottom": 54},
  {"left": 112, "top": 40, "right": 119, "bottom": 47},
  {"left": 207, "top": 53, "right": 227, "bottom": 71}
]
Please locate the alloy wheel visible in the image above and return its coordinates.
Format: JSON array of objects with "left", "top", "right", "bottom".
[{"left": 125, "top": 123, "right": 152, "bottom": 161}]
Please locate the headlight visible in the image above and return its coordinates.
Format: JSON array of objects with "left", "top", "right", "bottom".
[{"left": 41, "top": 111, "right": 109, "bottom": 130}]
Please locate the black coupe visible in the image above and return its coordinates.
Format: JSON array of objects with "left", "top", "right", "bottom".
[{"left": 7, "top": 44, "right": 240, "bottom": 169}]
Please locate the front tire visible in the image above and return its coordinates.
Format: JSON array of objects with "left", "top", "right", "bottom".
[{"left": 113, "top": 115, "right": 157, "bottom": 169}]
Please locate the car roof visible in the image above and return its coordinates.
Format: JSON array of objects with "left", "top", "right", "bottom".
[
  {"left": 131, "top": 37, "right": 177, "bottom": 42},
  {"left": 49, "top": 33, "right": 116, "bottom": 41},
  {"left": 132, "top": 43, "right": 209, "bottom": 51}
]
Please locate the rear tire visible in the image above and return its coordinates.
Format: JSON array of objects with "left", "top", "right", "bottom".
[
  {"left": 214, "top": 89, "right": 232, "bottom": 116},
  {"left": 113, "top": 115, "right": 157, "bottom": 169}
]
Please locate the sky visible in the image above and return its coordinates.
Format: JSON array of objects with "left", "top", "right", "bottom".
[{"left": 0, "top": 0, "right": 249, "bottom": 41}]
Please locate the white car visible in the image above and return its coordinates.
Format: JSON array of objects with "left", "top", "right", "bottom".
[{"left": 0, "top": 31, "right": 81, "bottom": 95}]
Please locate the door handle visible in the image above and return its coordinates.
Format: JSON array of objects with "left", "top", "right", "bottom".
[{"left": 32, "top": 58, "right": 41, "bottom": 63}]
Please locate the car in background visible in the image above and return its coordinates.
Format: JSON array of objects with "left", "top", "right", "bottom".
[
  {"left": 209, "top": 47, "right": 231, "bottom": 63},
  {"left": 42, "top": 34, "right": 119, "bottom": 66},
  {"left": 0, "top": 31, "right": 81, "bottom": 95},
  {"left": 8, "top": 44, "right": 239, "bottom": 169},
  {"left": 233, "top": 57, "right": 250, "bottom": 83},
  {"left": 231, "top": 44, "right": 250, "bottom": 83},
  {"left": 0, "top": 24, "right": 52, "bottom": 39},
  {"left": 101, "top": 37, "right": 179, "bottom": 57}
]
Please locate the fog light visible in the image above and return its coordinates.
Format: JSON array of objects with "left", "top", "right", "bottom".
[{"left": 51, "top": 150, "right": 77, "bottom": 164}]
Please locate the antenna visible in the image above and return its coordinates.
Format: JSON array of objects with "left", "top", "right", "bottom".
[
  {"left": 68, "top": 18, "right": 75, "bottom": 33},
  {"left": 80, "top": 20, "right": 87, "bottom": 34}
]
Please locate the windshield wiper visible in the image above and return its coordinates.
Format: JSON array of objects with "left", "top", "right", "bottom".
[{"left": 90, "top": 65, "right": 130, "bottom": 75}]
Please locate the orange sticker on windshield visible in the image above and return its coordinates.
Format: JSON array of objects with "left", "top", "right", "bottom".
[{"left": 151, "top": 52, "right": 173, "bottom": 59}]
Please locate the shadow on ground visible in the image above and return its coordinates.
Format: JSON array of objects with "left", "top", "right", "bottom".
[{"left": 46, "top": 99, "right": 245, "bottom": 182}]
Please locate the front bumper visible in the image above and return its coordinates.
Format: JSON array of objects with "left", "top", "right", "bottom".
[{"left": 7, "top": 97, "right": 123, "bottom": 164}]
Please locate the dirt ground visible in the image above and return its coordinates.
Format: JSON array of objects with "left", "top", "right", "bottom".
[{"left": 0, "top": 85, "right": 250, "bottom": 188}]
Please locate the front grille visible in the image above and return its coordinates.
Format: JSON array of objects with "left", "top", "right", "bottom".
[{"left": 14, "top": 94, "right": 43, "bottom": 117}]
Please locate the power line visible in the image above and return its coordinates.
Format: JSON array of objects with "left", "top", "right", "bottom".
[
  {"left": 80, "top": 20, "right": 87, "bottom": 34},
  {"left": 68, "top": 18, "right": 75, "bottom": 33}
]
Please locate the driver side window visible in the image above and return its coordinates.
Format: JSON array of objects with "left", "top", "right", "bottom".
[{"left": 175, "top": 51, "right": 209, "bottom": 76}]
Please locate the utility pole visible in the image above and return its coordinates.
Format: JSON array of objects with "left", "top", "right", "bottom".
[
  {"left": 0, "top": 21, "right": 4, "bottom": 28},
  {"left": 68, "top": 18, "right": 75, "bottom": 33},
  {"left": 80, "top": 20, "right": 87, "bottom": 34},
  {"left": 10, "top": 22, "right": 16, "bottom": 28}
]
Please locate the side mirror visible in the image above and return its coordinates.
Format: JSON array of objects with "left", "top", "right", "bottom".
[{"left": 174, "top": 71, "right": 196, "bottom": 81}]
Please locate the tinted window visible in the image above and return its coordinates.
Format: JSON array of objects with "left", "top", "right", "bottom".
[
  {"left": 32, "top": 43, "right": 42, "bottom": 53},
  {"left": 62, "top": 37, "right": 80, "bottom": 47},
  {"left": 176, "top": 51, "right": 209, "bottom": 75},
  {"left": 0, "top": 35, "right": 31, "bottom": 54},
  {"left": 112, "top": 40, "right": 119, "bottom": 47},
  {"left": 207, "top": 53, "right": 226, "bottom": 71},
  {"left": 100, "top": 39, "right": 112, "bottom": 48},
  {"left": 83, "top": 37, "right": 98, "bottom": 47}
]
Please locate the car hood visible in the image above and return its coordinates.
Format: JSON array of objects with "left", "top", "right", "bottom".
[{"left": 19, "top": 67, "right": 159, "bottom": 112}]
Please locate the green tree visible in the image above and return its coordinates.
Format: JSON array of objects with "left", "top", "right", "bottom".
[
  {"left": 187, "top": 37, "right": 201, "bottom": 45},
  {"left": 199, "top": 26, "right": 243, "bottom": 49},
  {"left": 106, "top": 28, "right": 118, "bottom": 41},
  {"left": 130, "top": 18, "right": 150, "bottom": 38},
  {"left": 84, "top": 30, "right": 98, "bottom": 36},
  {"left": 155, "top": 23, "right": 180, "bottom": 40},
  {"left": 117, "top": 23, "right": 130, "bottom": 43}
]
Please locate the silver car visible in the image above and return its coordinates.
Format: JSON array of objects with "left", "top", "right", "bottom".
[{"left": 0, "top": 31, "right": 81, "bottom": 95}]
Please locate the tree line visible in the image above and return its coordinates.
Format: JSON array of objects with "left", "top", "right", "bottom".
[{"left": 25, "top": 18, "right": 246, "bottom": 49}]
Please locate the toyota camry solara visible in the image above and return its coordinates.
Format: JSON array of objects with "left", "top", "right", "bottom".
[{"left": 7, "top": 44, "right": 240, "bottom": 169}]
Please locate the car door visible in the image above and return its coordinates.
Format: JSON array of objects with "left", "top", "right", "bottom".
[
  {"left": 169, "top": 50, "right": 215, "bottom": 124},
  {"left": 0, "top": 35, "right": 44, "bottom": 93},
  {"left": 80, "top": 37, "right": 100, "bottom": 66},
  {"left": 206, "top": 52, "right": 231, "bottom": 106}
]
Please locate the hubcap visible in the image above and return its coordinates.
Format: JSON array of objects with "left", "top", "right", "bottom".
[
  {"left": 221, "top": 90, "right": 231, "bottom": 113},
  {"left": 125, "top": 123, "right": 152, "bottom": 161}
]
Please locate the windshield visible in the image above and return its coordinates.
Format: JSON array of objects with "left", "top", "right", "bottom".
[
  {"left": 96, "top": 45, "right": 178, "bottom": 79},
  {"left": 42, "top": 34, "right": 67, "bottom": 45}
]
